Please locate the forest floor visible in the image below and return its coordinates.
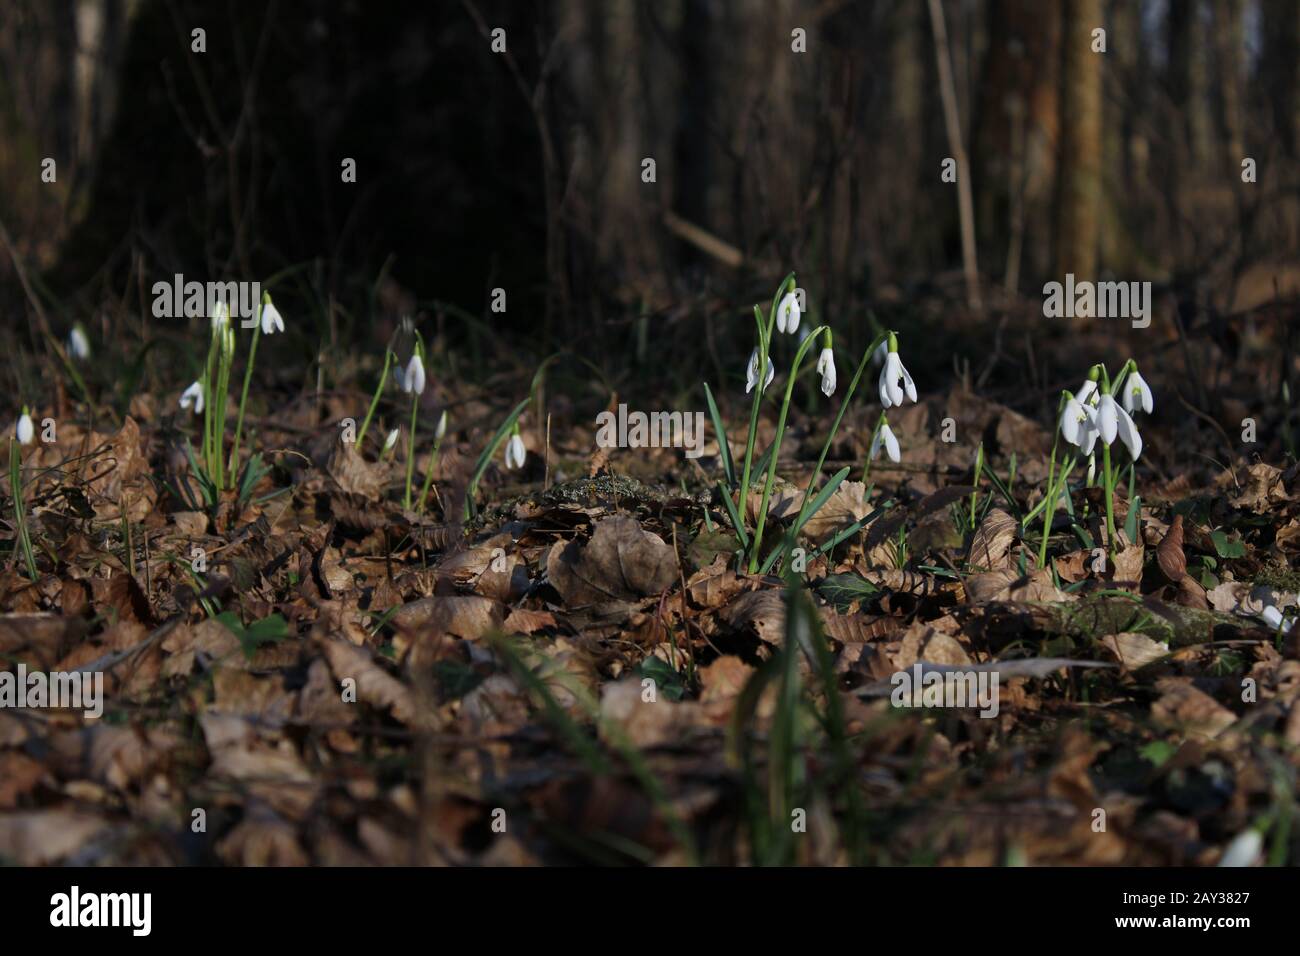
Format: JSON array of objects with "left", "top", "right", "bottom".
[{"left": 1, "top": 292, "right": 1298, "bottom": 866}]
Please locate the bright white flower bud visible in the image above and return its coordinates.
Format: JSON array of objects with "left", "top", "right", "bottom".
[
  {"left": 68, "top": 324, "right": 90, "bottom": 361},
  {"left": 16, "top": 410, "right": 34, "bottom": 445},
  {"left": 403, "top": 353, "right": 426, "bottom": 395}
]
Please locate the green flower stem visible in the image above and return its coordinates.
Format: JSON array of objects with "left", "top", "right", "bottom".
[
  {"left": 10, "top": 440, "right": 37, "bottom": 580},
  {"left": 356, "top": 349, "right": 394, "bottom": 449},
  {"left": 1102, "top": 442, "right": 1116, "bottom": 549},
  {"left": 415, "top": 436, "right": 443, "bottom": 514},
  {"left": 403, "top": 394, "right": 420, "bottom": 509},
  {"left": 736, "top": 274, "right": 794, "bottom": 522},
  {"left": 1038, "top": 429, "right": 1061, "bottom": 568},
  {"left": 214, "top": 343, "right": 232, "bottom": 493},
  {"left": 748, "top": 325, "right": 825, "bottom": 573},
  {"left": 228, "top": 324, "right": 262, "bottom": 486}
]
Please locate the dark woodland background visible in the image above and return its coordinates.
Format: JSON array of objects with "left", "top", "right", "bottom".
[{"left": 1, "top": 0, "right": 1298, "bottom": 369}]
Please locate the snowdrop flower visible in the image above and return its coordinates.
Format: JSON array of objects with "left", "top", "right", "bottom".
[
  {"left": 746, "top": 347, "right": 774, "bottom": 394},
  {"left": 68, "top": 324, "right": 90, "bottom": 361},
  {"left": 179, "top": 381, "right": 204, "bottom": 414},
  {"left": 435, "top": 410, "right": 448, "bottom": 441},
  {"left": 1259, "top": 604, "right": 1294, "bottom": 634},
  {"left": 1122, "top": 366, "right": 1153, "bottom": 415},
  {"left": 383, "top": 428, "right": 400, "bottom": 454},
  {"left": 402, "top": 351, "right": 426, "bottom": 396},
  {"left": 504, "top": 431, "right": 526, "bottom": 470},
  {"left": 1217, "top": 828, "right": 1263, "bottom": 868},
  {"left": 877, "top": 333, "right": 916, "bottom": 409},
  {"left": 775, "top": 287, "right": 801, "bottom": 334},
  {"left": 869, "top": 419, "right": 900, "bottom": 463},
  {"left": 1059, "top": 390, "right": 1095, "bottom": 446},
  {"left": 16, "top": 408, "right": 33, "bottom": 445},
  {"left": 259, "top": 295, "right": 285, "bottom": 335},
  {"left": 1096, "top": 392, "right": 1143, "bottom": 460},
  {"left": 816, "top": 331, "right": 836, "bottom": 397}
]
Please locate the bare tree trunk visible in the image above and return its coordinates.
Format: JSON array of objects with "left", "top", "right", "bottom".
[
  {"left": 926, "top": 0, "right": 981, "bottom": 311},
  {"left": 1053, "top": 0, "right": 1102, "bottom": 281}
]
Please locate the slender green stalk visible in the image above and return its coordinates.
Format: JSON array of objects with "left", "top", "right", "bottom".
[
  {"left": 1038, "top": 428, "right": 1061, "bottom": 568},
  {"left": 970, "top": 442, "right": 985, "bottom": 530},
  {"left": 415, "top": 435, "right": 444, "bottom": 513},
  {"left": 736, "top": 274, "right": 795, "bottom": 517},
  {"left": 1102, "top": 443, "right": 1116, "bottom": 548},
  {"left": 228, "top": 324, "right": 262, "bottom": 485},
  {"left": 748, "top": 326, "right": 826, "bottom": 572},
  {"left": 403, "top": 394, "right": 419, "bottom": 509},
  {"left": 9, "top": 441, "right": 37, "bottom": 580},
  {"left": 356, "top": 349, "right": 394, "bottom": 449}
]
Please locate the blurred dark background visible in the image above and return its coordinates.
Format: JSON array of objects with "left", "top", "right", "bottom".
[{"left": 1, "top": 0, "right": 1298, "bottom": 376}]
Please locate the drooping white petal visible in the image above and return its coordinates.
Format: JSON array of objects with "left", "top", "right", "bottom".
[
  {"left": 403, "top": 353, "right": 426, "bottom": 395},
  {"left": 775, "top": 292, "right": 800, "bottom": 335},
  {"left": 16, "top": 413, "right": 33, "bottom": 445},
  {"left": 871, "top": 341, "right": 888, "bottom": 366},
  {"left": 1260, "top": 604, "right": 1293, "bottom": 633},
  {"left": 879, "top": 352, "right": 905, "bottom": 407},
  {"left": 1217, "top": 829, "right": 1263, "bottom": 868},
  {"left": 1114, "top": 404, "right": 1143, "bottom": 460},
  {"left": 68, "top": 326, "right": 90, "bottom": 360},
  {"left": 870, "top": 423, "right": 900, "bottom": 463},
  {"left": 1097, "top": 394, "right": 1119, "bottom": 445},
  {"left": 1124, "top": 370, "right": 1153, "bottom": 415},
  {"left": 180, "top": 381, "right": 205, "bottom": 414},
  {"left": 899, "top": 360, "right": 917, "bottom": 403},
  {"left": 260, "top": 300, "right": 285, "bottom": 335},
  {"left": 383, "top": 428, "right": 399, "bottom": 453},
  {"left": 746, "top": 348, "right": 773, "bottom": 394},
  {"left": 504, "top": 433, "right": 526, "bottom": 469},
  {"left": 1059, "top": 397, "right": 1083, "bottom": 446},
  {"left": 435, "top": 410, "right": 448, "bottom": 441},
  {"left": 816, "top": 348, "right": 836, "bottom": 396},
  {"left": 1076, "top": 380, "right": 1097, "bottom": 405}
]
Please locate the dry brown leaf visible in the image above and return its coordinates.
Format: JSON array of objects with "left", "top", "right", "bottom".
[
  {"left": 1157, "top": 514, "right": 1187, "bottom": 581},
  {"left": 546, "top": 516, "right": 679, "bottom": 606},
  {"left": 1100, "top": 632, "right": 1170, "bottom": 670},
  {"left": 968, "top": 508, "right": 1017, "bottom": 570}
]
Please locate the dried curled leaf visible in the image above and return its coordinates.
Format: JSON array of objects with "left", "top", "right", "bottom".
[
  {"left": 546, "top": 516, "right": 679, "bottom": 606},
  {"left": 1157, "top": 514, "right": 1186, "bottom": 581},
  {"left": 968, "top": 508, "right": 1017, "bottom": 570}
]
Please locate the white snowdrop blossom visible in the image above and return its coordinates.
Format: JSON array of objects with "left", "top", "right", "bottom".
[
  {"left": 435, "top": 410, "right": 448, "bottom": 441},
  {"left": 68, "top": 324, "right": 90, "bottom": 361},
  {"left": 179, "top": 381, "right": 204, "bottom": 414},
  {"left": 16, "top": 410, "right": 34, "bottom": 445},
  {"left": 746, "top": 347, "right": 774, "bottom": 394},
  {"left": 775, "top": 290, "right": 801, "bottom": 334},
  {"left": 260, "top": 297, "right": 285, "bottom": 335},
  {"left": 878, "top": 337, "right": 917, "bottom": 409},
  {"left": 402, "top": 352, "right": 426, "bottom": 396},
  {"left": 1123, "top": 367, "right": 1153, "bottom": 415},
  {"left": 383, "top": 428, "right": 399, "bottom": 453},
  {"left": 504, "top": 432, "right": 526, "bottom": 470},
  {"left": 1097, "top": 392, "right": 1143, "bottom": 460},
  {"left": 816, "top": 347, "right": 836, "bottom": 397},
  {"left": 1259, "top": 604, "right": 1294, "bottom": 634},
  {"left": 870, "top": 420, "right": 900, "bottom": 463}
]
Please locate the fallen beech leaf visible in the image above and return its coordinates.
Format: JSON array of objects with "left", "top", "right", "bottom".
[
  {"left": 1100, "top": 632, "right": 1169, "bottom": 670},
  {"left": 968, "top": 508, "right": 1017, "bottom": 570},
  {"left": 1157, "top": 514, "right": 1186, "bottom": 581},
  {"left": 546, "top": 516, "right": 679, "bottom": 606}
]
